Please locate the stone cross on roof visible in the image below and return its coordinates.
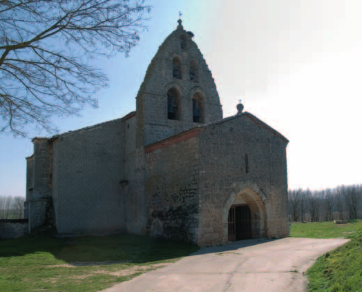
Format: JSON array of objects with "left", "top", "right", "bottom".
[{"left": 178, "top": 12, "right": 183, "bottom": 27}]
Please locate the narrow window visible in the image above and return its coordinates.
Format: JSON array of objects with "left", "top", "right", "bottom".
[
  {"left": 167, "top": 88, "right": 181, "bottom": 120},
  {"left": 245, "top": 154, "right": 249, "bottom": 173},
  {"left": 172, "top": 58, "right": 182, "bottom": 79},
  {"left": 192, "top": 93, "right": 204, "bottom": 123},
  {"left": 190, "top": 62, "right": 199, "bottom": 82}
]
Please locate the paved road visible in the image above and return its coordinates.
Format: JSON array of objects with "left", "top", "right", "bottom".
[{"left": 101, "top": 237, "right": 349, "bottom": 292}]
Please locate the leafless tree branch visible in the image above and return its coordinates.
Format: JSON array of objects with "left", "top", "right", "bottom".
[{"left": 0, "top": 0, "right": 151, "bottom": 137}]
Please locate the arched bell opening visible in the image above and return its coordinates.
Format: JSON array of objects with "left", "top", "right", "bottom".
[
  {"left": 167, "top": 87, "right": 181, "bottom": 120},
  {"left": 192, "top": 93, "right": 204, "bottom": 123}
]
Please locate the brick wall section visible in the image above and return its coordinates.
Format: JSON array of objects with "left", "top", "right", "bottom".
[
  {"left": 144, "top": 133, "right": 200, "bottom": 243},
  {"left": 197, "top": 114, "right": 289, "bottom": 246},
  {"left": 0, "top": 220, "right": 28, "bottom": 239},
  {"left": 52, "top": 118, "right": 126, "bottom": 235}
]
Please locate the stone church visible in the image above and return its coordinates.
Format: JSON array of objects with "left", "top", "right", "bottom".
[{"left": 24, "top": 20, "right": 289, "bottom": 247}]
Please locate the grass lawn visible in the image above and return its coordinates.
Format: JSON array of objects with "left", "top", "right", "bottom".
[
  {"left": 0, "top": 229, "right": 199, "bottom": 292},
  {"left": 290, "top": 220, "right": 362, "bottom": 292}
]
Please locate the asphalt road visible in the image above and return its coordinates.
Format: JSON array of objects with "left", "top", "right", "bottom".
[{"left": 101, "top": 237, "right": 349, "bottom": 292}]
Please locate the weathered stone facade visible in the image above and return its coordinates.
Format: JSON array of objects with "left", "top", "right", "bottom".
[{"left": 25, "top": 20, "right": 289, "bottom": 246}]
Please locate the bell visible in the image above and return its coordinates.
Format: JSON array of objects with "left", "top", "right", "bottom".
[{"left": 168, "top": 104, "right": 175, "bottom": 113}]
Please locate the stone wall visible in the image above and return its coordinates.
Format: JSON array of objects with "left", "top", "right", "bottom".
[
  {"left": 0, "top": 219, "right": 28, "bottom": 239},
  {"left": 23, "top": 22, "right": 289, "bottom": 248},
  {"left": 26, "top": 138, "right": 53, "bottom": 232},
  {"left": 197, "top": 114, "right": 289, "bottom": 246},
  {"left": 123, "top": 113, "right": 149, "bottom": 235},
  {"left": 52, "top": 118, "right": 126, "bottom": 235},
  {"left": 24, "top": 155, "right": 34, "bottom": 219},
  {"left": 144, "top": 130, "right": 200, "bottom": 243}
]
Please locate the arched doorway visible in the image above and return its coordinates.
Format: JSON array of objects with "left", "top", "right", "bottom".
[
  {"left": 222, "top": 181, "right": 269, "bottom": 242},
  {"left": 228, "top": 204, "right": 252, "bottom": 241}
]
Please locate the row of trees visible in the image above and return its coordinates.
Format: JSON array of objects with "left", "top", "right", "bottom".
[
  {"left": 2, "top": 184, "right": 361, "bottom": 221},
  {"left": 288, "top": 184, "right": 362, "bottom": 222},
  {"left": 0, "top": 195, "right": 25, "bottom": 219}
]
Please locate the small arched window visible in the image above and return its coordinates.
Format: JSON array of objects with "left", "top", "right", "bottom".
[
  {"left": 172, "top": 57, "right": 182, "bottom": 79},
  {"left": 181, "top": 35, "right": 187, "bottom": 50},
  {"left": 190, "top": 62, "right": 199, "bottom": 82},
  {"left": 167, "top": 88, "right": 181, "bottom": 120},
  {"left": 192, "top": 93, "right": 204, "bottom": 123}
]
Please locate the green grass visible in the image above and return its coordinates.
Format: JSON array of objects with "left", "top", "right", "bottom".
[
  {"left": 0, "top": 210, "right": 23, "bottom": 219},
  {"left": 0, "top": 230, "right": 199, "bottom": 292},
  {"left": 290, "top": 220, "right": 362, "bottom": 239},
  {"left": 290, "top": 220, "right": 362, "bottom": 291}
]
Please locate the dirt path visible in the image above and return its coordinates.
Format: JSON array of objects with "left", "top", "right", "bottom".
[{"left": 100, "top": 237, "right": 349, "bottom": 292}]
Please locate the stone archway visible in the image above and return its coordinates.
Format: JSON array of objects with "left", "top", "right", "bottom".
[{"left": 222, "top": 181, "right": 270, "bottom": 242}]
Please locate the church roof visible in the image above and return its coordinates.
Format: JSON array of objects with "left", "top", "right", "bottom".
[
  {"left": 242, "top": 112, "right": 289, "bottom": 143},
  {"left": 201, "top": 112, "right": 289, "bottom": 143},
  {"left": 31, "top": 111, "right": 136, "bottom": 143},
  {"left": 145, "top": 111, "right": 288, "bottom": 153}
]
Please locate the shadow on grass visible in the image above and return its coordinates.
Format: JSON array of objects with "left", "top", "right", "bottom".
[
  {"left": 0, "top": 227, "right": 282, "bottom": 265},
  {"left": 0, "top": 228, "right": 200, "bottom": 265}
]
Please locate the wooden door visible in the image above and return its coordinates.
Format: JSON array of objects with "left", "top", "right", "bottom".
[
  {"left": 235, "top": 205, "right": 252, "bottom": 240},
  {"left": 228, "top": 206, "right": 236, "bottom": 241},
  {"left": 228, "top": 204, "right": 252, "bottom": 241}
]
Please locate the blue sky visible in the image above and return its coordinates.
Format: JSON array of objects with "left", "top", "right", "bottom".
[{"left": 1, "top": 0, "right": 362, "bottom": 197}]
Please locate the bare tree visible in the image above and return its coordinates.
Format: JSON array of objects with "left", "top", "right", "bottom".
[
  {"left": 357, "top": 184, "right": 362, "bottom": 219},
  {"left": 0, "top": 195, "right": 3, "bottom": 217},
  {"left": 4, "top": 195, "right": 12, "bottom": 219},
  {"left": 0, "top": 195, "right": 26, "bottom": 219},
  {"left": 345, "top": 185, "right": 360, "bottom": 220},
  {"left": 309, "top": 191, "right": 320, "bottom": 222},
  {"left": 335, "top": 186, "right": 346, "bottom": 220},
  {"left": 323, "top": 189, "right": 334, "bottom": 221},
  {"left": 0, "top": 0, "right": 151, "bottom": 137},
  {"left": 288, "top": 189, "right": 302, "bottom": 222},
  {"left": 300, "top": 189, "right": 310, "bottom": 222},
  {"left": 13, "top": 196, "right": 25, "bottom": 218}
]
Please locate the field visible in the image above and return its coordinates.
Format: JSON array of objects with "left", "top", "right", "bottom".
[
  {"left": 290, "top": 220, "right": 362, "bottom": 292},
  {"left": 0, "top": 230, "right": 199, "bottom": 292},
  {"left": 1, "top": 222, "right": 361, "bottom": 291}
]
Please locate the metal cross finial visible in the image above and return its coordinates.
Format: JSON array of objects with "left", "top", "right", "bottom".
[{"left": 177, "top": 12, "right": 182, "bottom": 27}]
